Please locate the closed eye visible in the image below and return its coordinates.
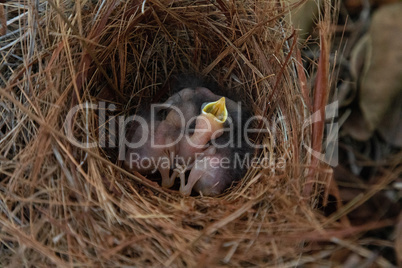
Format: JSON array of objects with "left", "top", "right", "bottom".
[
  {"left": 155, "top": 108, "right": 169, "bottom": 121},
  {"left": 186, "top": 118, "right": 196, "bottom": 134}
]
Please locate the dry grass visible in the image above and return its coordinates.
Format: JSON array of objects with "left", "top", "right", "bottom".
[{"left": 0, "top": 0, "right": 398, "bottom": 267}]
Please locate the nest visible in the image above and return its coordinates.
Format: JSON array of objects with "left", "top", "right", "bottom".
[{"left": 0, "top": 0, "right": 337, "bottom": 266}]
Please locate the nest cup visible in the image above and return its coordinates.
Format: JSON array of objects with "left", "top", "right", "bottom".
[{"left": 0, "top": 1, "right": 325, "bottom": 266}]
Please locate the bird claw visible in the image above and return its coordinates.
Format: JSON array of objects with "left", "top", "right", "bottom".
[
  {"left": 174, "top": 164, "right": 187, "bottom": 174},
  {"left": 180, "top": 187, "right": 192, "bottom": 196}
]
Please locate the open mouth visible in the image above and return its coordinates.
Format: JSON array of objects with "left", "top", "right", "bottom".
[{"left": 201, "top": 97, "right": 228, "bottom": 123}]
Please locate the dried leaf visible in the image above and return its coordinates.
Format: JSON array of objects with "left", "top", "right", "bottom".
[
  {"left": 285, "top": 0, "right": 321, "bottom": 40},
  {"left": 359, "top": 3, "right": 402, "bottom": 141}
]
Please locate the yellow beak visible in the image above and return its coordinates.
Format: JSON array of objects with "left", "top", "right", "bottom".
[{"left": 202, "top": 97, "right": 228, "bottom": 123}]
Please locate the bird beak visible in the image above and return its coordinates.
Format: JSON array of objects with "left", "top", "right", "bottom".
[{"left": 202, "top": 97, "right": 228, "bottom": 123}]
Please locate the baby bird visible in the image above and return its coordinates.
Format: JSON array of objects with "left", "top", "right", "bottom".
[
  {"left": 175, "top": 145, "right": 236, "bottom": 196},
  {"left": 123, "top": 111, "right": 179, "bottom": 184},
  {"left": 174, "top": 90, "right": 252, "bottom": 196},
  {"left": 123, "top": 88, "right": 198, "bottom": 186},
  {"left": 161, "top": 95, "right": 228, "bottom": 189},
  {"left": 124, "top": 77, "right": 253, "bottom": 196}
]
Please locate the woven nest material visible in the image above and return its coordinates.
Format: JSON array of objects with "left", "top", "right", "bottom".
[{"left": 0, "top": 0, "right": 335, "bottom": 266}]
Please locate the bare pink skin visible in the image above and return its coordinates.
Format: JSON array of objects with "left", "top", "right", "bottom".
[
  {"left": 176, "top": 113, "right": 224, "bottom": 163},
  {"left": 124, "top": 119, "right": 178, "bottom": 178},
  {"left": 173, "top": 145, "right": 231, "bottom": 196},
  {"left": 125, "top": 86, "right": 238, "bottom": 195}
]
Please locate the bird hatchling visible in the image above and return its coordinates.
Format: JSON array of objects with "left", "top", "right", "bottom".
[{"left": 124, "top": 76, "right": 253, "bottom": 196}]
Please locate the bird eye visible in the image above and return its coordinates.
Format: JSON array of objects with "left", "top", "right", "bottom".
[
  {"left": 156, "top": 108, "right": 168, "bottom": 120},
  {"left": 188, "top": 120, "right": 196, "bottom": 130},
  {"left": 186, "top": 118, "right": 196, "bottom": 134}
]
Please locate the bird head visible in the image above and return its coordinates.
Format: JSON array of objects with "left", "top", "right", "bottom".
[
  {"left": 201, "top": 97, "right": 228, "bottom": 124},
  {"left": 189, "top": 97, "right": 228, "bottom": 147},
  {"left": 199, "top": 97, "right": 228, "bottom": 135}
]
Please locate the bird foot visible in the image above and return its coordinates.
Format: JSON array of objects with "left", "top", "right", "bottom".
[
  {"left": 174, "top": 164, "right": 187, "bottom": 174},
  {"left": 160, "top": 166, "right": 178, "bottom": 189},
  {"left": 175, "top": 164, "right": 193, "bottom": 196}
]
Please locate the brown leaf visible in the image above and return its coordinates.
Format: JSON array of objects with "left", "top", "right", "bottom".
[
  {"left": 284, "top": 0, "right": 320, "bottom": 40},
  {"left": 377, "top": 92, "right": 402, "bottom": 146},
  {"left": 359, "top": 3, "right": 402, "bottom": 139}
]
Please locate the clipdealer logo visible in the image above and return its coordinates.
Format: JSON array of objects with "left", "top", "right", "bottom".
[{"left": 63, "top": 101, "right": 339, "bottom": 167}]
